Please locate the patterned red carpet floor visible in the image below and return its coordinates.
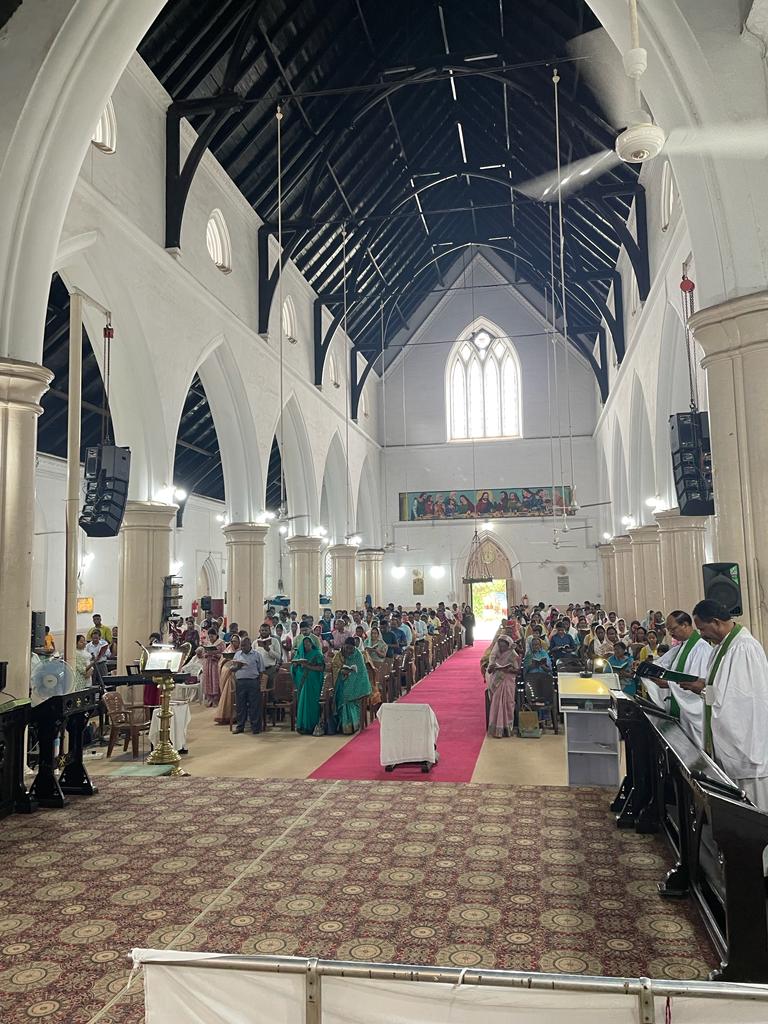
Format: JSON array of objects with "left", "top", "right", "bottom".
[{"left": 0, "top": 776, "right": 715, "bottom": 1023}]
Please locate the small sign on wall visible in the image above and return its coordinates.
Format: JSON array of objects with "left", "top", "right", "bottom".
[
  {"left": 412, "top": 568, "right": 424, "bottom": 596},
  {"left": 77, "top": 596, "right": 94, "bottom": 613}
]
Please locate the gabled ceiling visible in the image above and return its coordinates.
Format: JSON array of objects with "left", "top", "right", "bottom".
[{"left": 139, "top": 0, "right": 638, "bottom": 371}]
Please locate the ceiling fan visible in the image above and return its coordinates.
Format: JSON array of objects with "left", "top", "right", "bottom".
[
  {"left": 517, "top": 0, "right": 768, "bottom": 202},
  {"left": 531, "top": 529, "right": 578, "bottom": 550}
]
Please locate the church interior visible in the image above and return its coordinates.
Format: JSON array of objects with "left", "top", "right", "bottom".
[{"left": 3, "top": 1, "right": 768, "bottom": 1021}]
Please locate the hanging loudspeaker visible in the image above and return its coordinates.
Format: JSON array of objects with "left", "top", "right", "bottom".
[
  {"left": 702, "top": 562, "right": 742, "bottom": 616},
  {"left": 79, "top": 444, "right": 131, "bottom": 537},
  {"left": 670, "top": 412, "right": 714, "bottom": 516}
]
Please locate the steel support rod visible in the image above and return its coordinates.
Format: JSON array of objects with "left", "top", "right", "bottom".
[{"left": 65, "top": 292, "right": 83, "bottom": 669}]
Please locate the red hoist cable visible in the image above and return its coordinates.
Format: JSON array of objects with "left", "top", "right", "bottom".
[{"left": 680, "top": 270, "right": 699, "bottom": 412}]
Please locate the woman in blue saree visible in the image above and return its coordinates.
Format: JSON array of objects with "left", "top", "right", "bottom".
[
  {"left": 335, "top": 640, "right": 372, "bottom": 734},
  {"left": 292, "top": 634, "right": 326, "bottom": 734}
]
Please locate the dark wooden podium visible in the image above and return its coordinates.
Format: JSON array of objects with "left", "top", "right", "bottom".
[{"left": 0, "top": 696, "right": 34, "bottom": 818}]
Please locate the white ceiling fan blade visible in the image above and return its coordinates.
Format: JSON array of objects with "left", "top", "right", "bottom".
[
  {"left": 516, "top": 149, "right": 622, "bottom": 202},
  {"left": 665, "top": 121, "right": 768, "bottom": 159}
]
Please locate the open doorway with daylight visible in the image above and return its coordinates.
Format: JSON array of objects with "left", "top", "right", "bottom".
[
  {"left": 471, "top": 580, "right": 509, "bottom": 640},
  {"left": 465, "top": 533, "right": 519, "bottom": 639}
]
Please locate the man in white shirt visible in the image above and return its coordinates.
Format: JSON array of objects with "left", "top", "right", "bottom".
[
  {"left": 85, "top": 629, "right": 110, "bottom": 665},
  {"left": 679, "top": 600, "right": 768, "bottom": 810},
  {"left": 230, "top": 637, "right": 266, "bottom": 734},
  {"left": 643, "top": 610, "right": 711, "bottom": 747},
  {"left": 255, "top": 623, "right": 282, "bottom": 688}
]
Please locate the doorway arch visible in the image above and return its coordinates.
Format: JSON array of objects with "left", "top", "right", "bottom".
[{"left": 461, "top": 531, "right": 521, "bottom": 637}]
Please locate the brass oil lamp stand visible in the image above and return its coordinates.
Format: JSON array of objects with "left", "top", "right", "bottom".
[{"left": 145, "top": 671, "right": 182, "bottom": 775}]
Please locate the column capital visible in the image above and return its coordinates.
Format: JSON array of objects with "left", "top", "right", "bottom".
[
  {"left": 286, "top": 534, "right": 324, "bottom": 554},
  {"left": 654, "top": 508, "right": 708, "bottom": 534},
  {"left": 611, "top": 535, "right": 631, "bottom": 552},
  {"left": 0, "top": 357, "right": 53, "bottom": 412},
  {"left": 628, "top": 524, "right": 659, "bottom": 546},
  {"left": 689, "top": 291, "right": 768, "bottom": 361},
  {"left": 328, "top": 543, "right": 358, "bottom": 560},
  {"left": 121, "top": 501, "right": 177, "bottom": 531},
  {"left": 357, "top": 547, "right": 384, "bottom": 562},
  {"left": 223, "top": 522, "right": 270, "bottom": 545},
  {"left": 596, "top": 544, "right": 615, "bottom": 558}
]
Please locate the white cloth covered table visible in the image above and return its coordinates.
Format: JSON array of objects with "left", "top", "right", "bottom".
[
  {"left": 377, "top": 702, "right": 439, "bottom": 767},
  {"left": 149, "top": 702, "right": 191, "bottom": 751}
]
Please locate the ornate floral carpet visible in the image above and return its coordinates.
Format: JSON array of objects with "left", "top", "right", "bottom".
[{"left": 0, "top": 777, "right": 715, "bottom": 1023}]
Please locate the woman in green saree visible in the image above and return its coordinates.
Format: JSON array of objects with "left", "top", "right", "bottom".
[
  {"left": 335, "top": 640, "right": 372, "bottom": 734},
  {"left": 292, "top": 634, "right": 326, "bottom": 735}
]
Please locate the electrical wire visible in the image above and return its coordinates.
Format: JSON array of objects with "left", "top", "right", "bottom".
[
  {"left": 342, "top": 223, "right": 351, "bottom": 540},
  {"left": 552, "top": 68, "right": 577, "bottom": 513}
]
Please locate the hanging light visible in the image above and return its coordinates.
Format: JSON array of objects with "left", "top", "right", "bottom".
[{"left": 463, "top": 531, "right": 493, "bottom": 584}]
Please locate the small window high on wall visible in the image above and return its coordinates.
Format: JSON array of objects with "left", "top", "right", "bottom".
[
  {"left": 91, "top": 98, "right": 117, "bottom": 154},
  {"left": 446, "top": 324, "right": 521, "bottom": 440},
  {"left": 206, "top": 209, "right": 232, "bottom": 273}
]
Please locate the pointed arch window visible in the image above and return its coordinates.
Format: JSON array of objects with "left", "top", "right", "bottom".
[
  {"left": 206, "top": 209, "right": 232, "bottom": 273},
  {"left": 446, "top": 326, "right": 521, "bottom": 440},
  {"left": 91, "top": 98, "right": 117, "bottom": 154}
]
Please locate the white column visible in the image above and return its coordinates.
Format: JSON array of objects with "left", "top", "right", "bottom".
[
  {"left": 117, "top": 502, "right": 176, "bottom": 671},
  {"left": 629, "top": 525, "right": 663, "bottom": 617},
  {"left": 655, "top": 508, "right": 708, "bottom": 616},
  {"left": 690, "top": 293, "right": 768, "bottom": 640},
  {"left": 358, "top": 548, "right": 384, "bottom": 606},
  {"left": 596, "top": 544, "right": 618, "bottom": 612},
  {"left": 287, "top": 535, "right": 323, "bottom": 620},
  {"left": 328, "top": 544, "right": 357, "bottom": 610},
  {"left": 0, "top": 358, "right": 53, "bottom": 693},
  {"left": 223, "top": 523, "right": 269, "bottom": 633},
  {"left": 611, "top": 535, "right": 635, "bottom": 621}
]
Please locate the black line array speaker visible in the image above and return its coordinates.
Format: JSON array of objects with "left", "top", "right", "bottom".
[
  {"left": 79, "top": 444, "right": 131, "bottom": 537},
  {"left": 669, "top": 411, "right": 714, "bottom": 516},
  {"left": 31, "top": 610, "right": 45, "bottom": 650},
  {"left": 702, "top": 562, "right": 742, "bottom": 616}
]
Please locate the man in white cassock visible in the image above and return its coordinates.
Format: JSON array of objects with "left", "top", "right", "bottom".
[
  {"left": 641, "top": 610, "right": 711, "bottom": 747},
  {"left": 676, "top": 600, "right": 768, "bottom": 810}
]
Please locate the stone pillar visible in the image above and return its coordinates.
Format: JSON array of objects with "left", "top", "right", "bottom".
[
  {"left": 287, "top": 535, "right": 323, "bottom": 620},
  {"left": 690, "top": 294, "right": 768, "bottom": 641},
  {"left": 655, "top": 508, "right": 708, "bottom": 616},
  {"left": 358, "top": 548, "right": 384, "bottom": 607},
  {"left": 596, "top": 544, "right": 618, "bottom": 612},
  {"left": 629, "top": 525, "right": 663, "bottom": 618},
  {"left": 223, "top": 523, "right": 269, "bottom": 633},
  {"left": 328, "top": 544, "right": 357, "bottom": 610},
  {"left": 612, "top": 535, "right": 635, "bottom": 620},
  {"left": 0, "top": 359, "right": 53, "bottom": 693},
  {"left": 117, "top": 502, "right": 176, "bottom": 671}
]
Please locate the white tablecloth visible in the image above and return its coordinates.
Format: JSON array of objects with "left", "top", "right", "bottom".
[
  {"left": 149, "top": 702, "right": 191, "bottom": 751},
  {"left": 377, "top": 703, "right": 439, "bottom": 767}
]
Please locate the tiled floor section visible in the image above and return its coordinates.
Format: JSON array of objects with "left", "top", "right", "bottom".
[{"left": 0, "top": 776, "right": 715, "bottom": 1023}]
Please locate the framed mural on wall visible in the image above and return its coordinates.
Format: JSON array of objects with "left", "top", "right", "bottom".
[{"left": 399, "top": 487, "right": 574, "bottom": 522}]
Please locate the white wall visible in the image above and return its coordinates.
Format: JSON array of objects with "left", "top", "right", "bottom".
[{"left": 379, "top": 253, "right": 602, "bottom": 604}]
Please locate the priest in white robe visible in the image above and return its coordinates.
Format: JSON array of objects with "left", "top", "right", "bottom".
[
  {"left": 642, "top": 610, "right": 711, "bottom": 747},
  {"left": 681, "top": 600, "right": 768, "bottom": 810}
]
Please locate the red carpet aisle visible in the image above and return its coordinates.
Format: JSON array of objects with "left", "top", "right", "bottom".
[{"left": 310, "top": 641, "right": 489, "bottom": 782}]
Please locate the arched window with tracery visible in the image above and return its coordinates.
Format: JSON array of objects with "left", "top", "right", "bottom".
[{"left": 446, "top": 324, "right": 521, "bottom": 440}]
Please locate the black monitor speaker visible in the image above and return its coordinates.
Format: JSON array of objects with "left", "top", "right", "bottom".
[
  {"left": 31, "top": 610, "right": 45, "bottom": 650},
  {"left": 200, "top": 595, "right": 212, "bottom": 612},
  {"left": 79, "top": 444, "right": 131, "bottom": 537},
  {"left": 670, "top": 411, "right": 714, "bottom": 516},
  {"left": 702, "top": 562, "right": 742, "bottom": 616}
]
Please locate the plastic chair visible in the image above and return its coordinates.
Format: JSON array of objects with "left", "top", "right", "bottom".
[{"left": 265, "top": 669, "right": 296, "bottom": 730}]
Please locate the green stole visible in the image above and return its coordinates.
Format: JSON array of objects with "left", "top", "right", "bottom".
[
  {"left": 703, "top": 624, "right": 742, "bottom": 758},
  {"left": 668, "top": 630, "right": 701, "bottom": 719}
]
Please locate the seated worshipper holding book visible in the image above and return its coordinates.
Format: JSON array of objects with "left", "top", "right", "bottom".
[
  {"left": 292, "top": 634, "right": 326, "bottom": 735},
  {"left": 608, "top": 642, "right": 637, "bottom": 694},
  {"left": 335, "top": 639, "right": 372, "bottom": 734},
  {"left": 485, "top": 635, "right": 520, "bottom": 738},
  {"left": 523, "top": 637, "right": 552, "bottom": 673}
]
